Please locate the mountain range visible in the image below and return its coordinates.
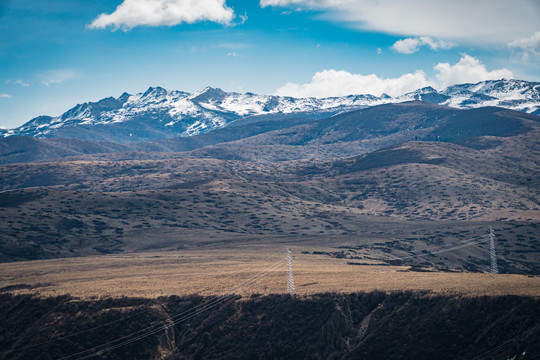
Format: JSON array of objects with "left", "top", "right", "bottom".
[
  {"left": 0, "top": 79, "right": 539, "bottom": 269},
  {"left": 1, "top": 79, "right": 539, "bottom": 143},
  {"left": 2, "top": 73, "right": 539, "bottom": 360},
  {"left": 1, "top": 100, "right": 539, "bottom": 269},
  {"left": 1, "top": 100, "right": 538, "bottom": 165}
]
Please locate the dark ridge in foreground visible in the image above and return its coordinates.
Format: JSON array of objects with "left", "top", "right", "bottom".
[{"left": 1, "top": 291, "right": 538, "bottom": 360}]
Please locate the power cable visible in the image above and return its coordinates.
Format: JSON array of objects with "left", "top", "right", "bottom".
[
  {"left": 2, "top": 248, "right": 284, "bottom": 356},
  {"left": 472, "top": 322, "right": 540, "bottom": 360},
  {"left": 60, "top": 257, "right": 286, "bottom": 360},
  {"left": 388, "top": 235, "right": 487, "bottom": 262}
]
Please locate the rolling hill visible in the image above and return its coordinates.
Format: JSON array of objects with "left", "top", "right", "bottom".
[{"left": 0, "top": 101, "right": 538, "bottom": 272}]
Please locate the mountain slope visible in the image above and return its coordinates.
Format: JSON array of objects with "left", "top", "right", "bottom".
[
  {"left": 2, "top": 87, "right": 385, "bottom": 143},
  {"left": 2, "top": 79, "right": 539, "bottom": 144},
  {"left": 441, "top": 79, "right": 540, "bottom": 114},
  {"left": 0, "top": 114, "right": 336, "bottom": 164},
  {"left": 1, "top": 293, "right": 538, "bottom": 360},
  {"left": 293, "top": 128, "right": 540, "bottom": 222},
  {"left": 0, "top": 101, "right": 539, "bottom": 268},
  {"left": 0, "top": 136, "right": 130, "bottom": 164},
  {"left": 1, "top": 101, "right": 538, "bottom": 165},
  {"left": 0, "top": 114, "right": 538, "bottom": 270},
  {"left": 180, "top": 101, "right": 539, "bottom": 162}
]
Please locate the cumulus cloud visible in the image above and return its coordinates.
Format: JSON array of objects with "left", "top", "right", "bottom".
[
  {"left": 275, "top": 69, "right": 431, "bottom": 98},
  {"left": 0, "top": 93, "right": 12, "bottom": 99},
  {"left": 39, "top": 69, "right": 79, "bottom": 86},
  {"left": 89, "top": 0, "right": 235, "bottom": 31},
  {"left": 392, "top": 37, "right": 454, "bottom": 54},
  {"left": 508, "top": 31, "right": 540, "bottom": 62},
  {"left": 275, "top": 55, "right": 513, "bottom": 98},
  {"left": 260, "top": 0, "right": 540, "bottom": 44},
  {"left": 434, "top": 54, "right": 513, "bottom": 88}
]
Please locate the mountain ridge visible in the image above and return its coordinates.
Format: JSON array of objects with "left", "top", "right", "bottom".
[
  {"left": 2, "top": 79, "right": 539, "bottom": 143},
  {"left": 1, "top": 101, "right": 538, "bottom": 164}
]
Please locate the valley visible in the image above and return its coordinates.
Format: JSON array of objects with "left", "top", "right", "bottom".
[{"left": 0, "top": 98, "right": 539, "bottom": 359}]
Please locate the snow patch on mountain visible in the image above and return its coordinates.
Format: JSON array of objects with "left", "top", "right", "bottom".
[{"left": 3, "top": 79, "right": 539, "bottom": 141}]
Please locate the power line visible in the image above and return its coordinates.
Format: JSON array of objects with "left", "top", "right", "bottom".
[
  {"left": 4, "top": 230, "right": 513, "bottom": 358},
  {"left": 472, "top": 322, "right": 540, "bottom": 360},
  {"left": 385, "top": 229, "right": 506, "bottom": 275},
  {"left": 1, "top": 302, "right": 151, "bottom": 355},
  {"left": 3, "top": 249, "right": 285, "bottom": 356},
  {"left": 388, "top": 235, "right": 486, "bottom": 262},
  {"left": 68, "top": 259, "right": 285, "bottom": 360},
  {"left": 59, "top": 259, "right": 283, "bottom": 360},
  {"left": 59, "top": 258, "right": 286, "bottom": 360}
]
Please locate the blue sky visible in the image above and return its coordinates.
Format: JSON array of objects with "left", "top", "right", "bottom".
[{"left": 1, "top": 0, "right": 539, "bottom": 128}]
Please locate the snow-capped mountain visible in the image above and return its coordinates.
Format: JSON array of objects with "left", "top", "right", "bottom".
[
  {"left": 441, "top": 79, "right": 540, "bottom": 113},
  {"left": 1, "top": 86, "right": 388, "bottom": 143},
  {"left": 398, "top": 79, "right": 540, "bottom": 114},
  {"left": 2, "top": 79, "right": 539, "bottom": 143}
]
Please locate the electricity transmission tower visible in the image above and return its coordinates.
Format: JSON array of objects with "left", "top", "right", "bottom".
[
  {"left": 286, "top": 247, "right": 295, "bottom": 294},
  {"left": 488, "top": 227, "right": 498, "bottom": 274}
]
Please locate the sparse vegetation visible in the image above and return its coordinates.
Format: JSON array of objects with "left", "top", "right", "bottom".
[
  {"left": 0, "top": 102, "right": 539, "bottom": 359},
  {"left": 1, "top": 291, "right": 539, "bottom": 360}
]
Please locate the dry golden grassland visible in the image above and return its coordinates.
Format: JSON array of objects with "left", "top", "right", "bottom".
[{"left": 1, "top": 243, "right": 539, "bottom": 299}]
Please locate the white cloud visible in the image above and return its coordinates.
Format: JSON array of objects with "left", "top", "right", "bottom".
[
  {"left": 89, "top": 0, "right": 235, "bottom": 30},
  {"left": 260, "top": 0, "right": 540, "bottom": 44},
  {"left": 508, "top": 31, "right": 540, "bottom": 62},
  {"left": 237, "top": 13, "right": 248, "bottom": 25},
  {"left": 0, "top": 93, "right": 12, "bottom": 99},
  {"left": 275, "top": 54, "right": 513, "bottom": 98},
  {"left": 39, "top": 69, "right": 79, "bottom": 86},
  {"left": 392, "top": 37, "right": 454, "bottom": 54},
  {"left": 226, "top": 51, "right": 242, "bottom": 57},
  {"left": 6, "top": 79, "right": 30, "bottom": 87},
  {"left": 275, "top": 69, "right": 431, "bottom": 98},
  {"left": 434, "top": 54, "right": 513, "bottom": 88},
  {"left": 392, "top": 38, "right": 420, "bottom": 54}
]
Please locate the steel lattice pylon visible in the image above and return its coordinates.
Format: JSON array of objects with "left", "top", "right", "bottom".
[
  {"left": 489, "top": 227, "right": 498, "bottom": 274},
  {"left": 286, "top": 247, "right": 295, "bottom": 294}
]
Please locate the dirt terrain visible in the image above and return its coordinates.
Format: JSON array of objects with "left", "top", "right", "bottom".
[{"left": 2, "top": 244, "right": 539, "bottom": 299}]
